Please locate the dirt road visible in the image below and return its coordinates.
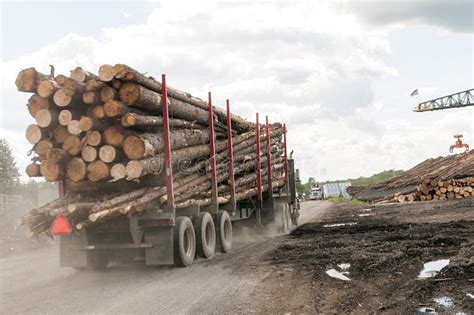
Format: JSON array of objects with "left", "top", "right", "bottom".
[{"left": 0, "top": 201, "right": 330, "bottom": 314}]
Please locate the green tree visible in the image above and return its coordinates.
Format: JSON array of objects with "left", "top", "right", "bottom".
[{"left": 0, "top": 139, "right": 20, "bottom": 192}]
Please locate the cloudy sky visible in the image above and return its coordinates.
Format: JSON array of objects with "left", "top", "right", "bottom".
[{"left": 1, "top": 0, "right": 473, "bottom": 182}]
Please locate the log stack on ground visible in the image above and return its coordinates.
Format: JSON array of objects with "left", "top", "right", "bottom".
[
  {"left": 16, "top": 65, "right": 287, "bottom": 236},
  {"left": 347, "top": 150, "right": 474, "bottom": 203}
]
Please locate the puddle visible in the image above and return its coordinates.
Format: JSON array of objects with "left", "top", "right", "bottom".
[
  {"left": 326, "top": 268, "right": 351, "bottom": 281},
  {"left": 360, "top": 208, "right": 373, "bottom": 212},
  {"left": 358, "top": 213, "right": 374, "bottom": 217},
  {"left": 417, "top": 306, "right": 436, "bottom": 313},
  {"left": 323, "top": 222, "right": 358, "bottom": 228},
  {"left": 467, "top": 293, "right": 474, "bottom": 299},
  {"left": 433, "top": 297, "right": 453, "bottom": 308},
  {"left": 418, "top": 259, "right": 450, "bottom": 278}
]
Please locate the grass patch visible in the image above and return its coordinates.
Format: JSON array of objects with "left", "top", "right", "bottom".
[
  {"left": 327, "top": 196, "right": 368, "bottom": 206},
  {"left": 327, "top": 196, "right": 345, "bottom": 203}
]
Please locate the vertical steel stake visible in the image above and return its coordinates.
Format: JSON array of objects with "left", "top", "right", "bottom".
[
  {"left": 162, "top": 74, "right": 175, "bottom": 213},
  {"left": 256, "top": 113, "right": 262, "bottom": 224},
  {"left": 208, "top": 92, "right": 219, "bottom": 214},
  {"left": 265, "top": 116, "right": 273, "bottom": 199},
  {"left": 226, "top": 99, "right": 236, "bottom": 211}
]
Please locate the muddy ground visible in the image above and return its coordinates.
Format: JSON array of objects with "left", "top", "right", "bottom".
[{"left": 259, "top": 199, "right": 473, "bottom": 314}]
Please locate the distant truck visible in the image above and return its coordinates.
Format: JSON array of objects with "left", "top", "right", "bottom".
[{"left": 309, "top": 187, "right": 323, "bottom": 200}]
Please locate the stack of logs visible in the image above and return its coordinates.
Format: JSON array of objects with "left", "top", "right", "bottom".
[
  {"left": 17, "top": 64, "right": 287, "bottom": 235},
  {"left": 395, "top": 177, "right": 474, "bottom": 203}
]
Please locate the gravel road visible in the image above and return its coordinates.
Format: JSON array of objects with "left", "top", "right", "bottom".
[{"left": 0, "top": 201, "right": 330, "bottom": 314}]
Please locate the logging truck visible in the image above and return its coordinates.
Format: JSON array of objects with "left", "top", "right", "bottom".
[
  {"left": 54, "top": 156, "right": 299, "bottom": 269},
  {"left": 17, "top": 65, "right": 299, "bottom": 269}
]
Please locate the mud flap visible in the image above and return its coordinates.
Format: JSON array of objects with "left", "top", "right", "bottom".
[
  {"left": 144, "top": 227, "right": 174, "bottom": 265},
  {"left": 60, "top": 232, "right": 88, "bottom": 267}
]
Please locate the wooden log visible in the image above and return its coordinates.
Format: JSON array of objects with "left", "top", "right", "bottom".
[
  {"left": 92, "top": 187, "right": 149, "bottom": 212},
  {"left": 37, "top": 80, "right": 60, "bottom": 98},
  {"left": 26, "top": 163, "right": 41, "bottom": 177},
  {"left": 90, "top": 105, "right": 106, "bottom": 119},
  {"left": 58, "top": 109, "right": 82, "bottom": 126},
  {"left": 15, "top": 68, "right": 51, "bottom": 92},
  {"left": 119, "top": 82, "right": 210, "bottom": 126},
  {"left": 67, "top": 202, "right": 96, "bottom": 213},
  {"left": 27, "top": 95, "right": 50, "bottom": 117},
  {"left": 35, "top": 109, "right": 58, "bottom": 128},
  {"left": 67, "top": 120, "right": 82, "bottom": 135},
  {"left": 110, "top": 163, "right": 127, "bottom": 180},
  {"left": 86, "top": 130, "right": 102, "bottom": 146},
  {"left": 55, "top": 74, "right": 67, "bottom": 86},
  {"left": 34, "top": 139, "right": 54, "bottom": 158},
  {"left": 26, "top": 124, "right": 50, "bottom": 144},
  {"left": 40, "top": 159, "right": 65, "bottom": 182},
  {"left": 112, "top": 79, "right": 122, "bottom": 90},
  {"left": 113, "top": 64, "right": 253, "bottom": 131},
  {"left": 122, "top": 129, "right": 210, "bottom": 160},
  {"left": 85, "top": 79, "right": 105, "bottom": 92},
  {"left": 66, "top": 157, "right": 87, "bottom": 182},
  {"left": 103, "top": 125, "right": 126, "bottom": 147},
  {"left": 81, "top": 145, "right": 97, "bottom": 162},
  {"left": 79, "top": 116, "right": 109, "bottom": 132},
  {"left": 62, "top": 135, "right": 82, "bottom": 156},
  {"left": 104, "top": 100, "right": 145, "bottom": 118},
  {"left": 70, "top": 67, "right": 98, "bottom": 82},
  {"left": 47, "top": 148, "right": 70, "bottom": 163},
  {"left": 63, "top": 78, "right": 86, "bottom": 96},
  {"left": 98, "top": 64, "right": 115, "bottom": 82},
  {"left": 100, "top": 86, "right": 118, "bottom": 103},
  {"left": 87, "top": 160, "right": 110, "bottom": 182},
  {"left": 53, "top": 89, "right": 73, "bottom": 107},
  {"left": 126, "top": 157, "right": 163, "bottom": 179},
  {"left": 121, "top": 112, "right": 202, "bottom": 129},
  {"left": 53, "top": 125, "right": 69, "bottom": 144},
  {"left": 82, "top": 91, "right": 101, "bottom": 105},
  {"left": 98, "top": 145, "right": 121, "bottom": 163}
]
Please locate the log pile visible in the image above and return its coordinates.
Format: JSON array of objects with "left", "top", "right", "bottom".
[
  {"left": 17, "top": 65, "right": 287, "bottom": 236},
  {"left": 348, "top": 150, "right": 474, "bottom": 203}
]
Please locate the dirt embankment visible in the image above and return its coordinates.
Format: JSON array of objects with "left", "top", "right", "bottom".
[{"left": 262, "top": 199, "right": 474, "bottom": 314}]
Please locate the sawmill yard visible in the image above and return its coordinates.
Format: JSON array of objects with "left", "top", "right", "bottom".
[{"left": 2, "top": 199, "right": 473, "bottom": 313}]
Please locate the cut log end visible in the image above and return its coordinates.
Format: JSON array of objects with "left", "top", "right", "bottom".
[
  {"left": 118, "top": 82, "right": 141, "bottom": 106},
  {"left": 58, "top": 110, "right": 73, "bottom": 126},
  {"left": 53, "top": 125, "right": 69, "bottom": 144},
  {"left": 67, "top": 120, "right": 82, "bottom": 135},
  {"left": 15, "top": 68, "right": 39, "bottom": 92},
  {"left": 26, "top": 163, "right": 41, "bottom": 177},
  {"left": 81, "top": 145, "right": 98, "bottom": 162},
  {"left": 53, "top": 89, "right": 72, "bottom": 107},
  {"left": 103, "top": 125, "right": 125, "bottom": 147},
  {"left": 79, "top": 116, "right": 94, "bottom": 132},
  {"left": 35, "top": 109, "right": 56, "bottom": 128},
  {"left": 25, "top": 124, "right": 43, "bottom": 144},
  {"left": 35, "top": 139, "right": 54, "bottom": 158},
  {"left": 27, "top": 95, "right": 49, "bottom": 117},
  {"left": 86, "top": 130, "right": 102, "bottom": 146},
  {"left": 87, "top": 160, "right": 110, "bottom": 182},
  {"left": 37, "top": 80, "right": 58, "bottom": 98},
  {"left": 100, "top": 86, "right": 117, "bottom": 103},
  {"left": 66, "top": 157, "right": 87, "bottom": 182},
  {"left": 104, "top": 100, "right": 126, "bottom": 118},
  {"left": 98, "top": 64, "right": 115, "bottom": 82},
  {"left": 99, "top": 145, "right": 117, "bottom": 163},
  {"left": 122, "top": 135, "right": 145, "bottom": 160},
  {"left": 40, "top": 160, "right": 64, "bottom": 182},
  {"left": 62, "top": 135, "right": 81, "bottom": 156},
  {"left": 125, "top": 160, "right": 144, "bottom": 179},
  {"left": 111, "top": 163, "right": 126, "bottom": 180}
]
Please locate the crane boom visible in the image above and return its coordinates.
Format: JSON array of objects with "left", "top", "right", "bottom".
[{"left": 413, "top": 88, "right": 473, "bottom": 112}]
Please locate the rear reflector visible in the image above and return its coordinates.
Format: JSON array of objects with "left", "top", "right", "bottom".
[{"left": 50, "top": 215, "right": 72, "bottom": 235}]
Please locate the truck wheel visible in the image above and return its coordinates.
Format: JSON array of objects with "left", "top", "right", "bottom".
[
  {"left": 88, "top": 250, "right": 109, "bottom": 270},
  {"left": 193, "top": 212, "right": 216, "bottom": 259},
  {"left": 215, "top": 210, "right": 232, "bottom": 253},
  {"left": 174, "top": 216, "right": 196, "bottom": 267}
]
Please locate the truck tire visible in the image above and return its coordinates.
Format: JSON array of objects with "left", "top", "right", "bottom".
[
  {"left": 174, "top": 216, "right": 196, "bottom": 267},
  {"left": 88, "top": 250, "right": 110, "bottom": 270},
  {"left": 215, "top": 210, "right": 232, "bottom": 253},
  {"left": 193, "top": 212, "right": 216, "bottom": 259}
]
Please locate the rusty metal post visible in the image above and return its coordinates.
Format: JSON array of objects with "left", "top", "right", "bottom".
[
  {"left": 255, "top": 113, "right": 262, "bottom": 224},
  {"left": 265, "top": 116, "right": 273, "bottom": 199},
  {"left": 162, "top": 74, "right": 175, "bottom": 213},
  {"left": 226, "top": 99, "right": 236, "bottom": 212},
  {"left": 58, "top": 181, "right": 65, "bottom": 198},
  {"left": 208, "top": 92, "right": 219, "bottom": 214}
]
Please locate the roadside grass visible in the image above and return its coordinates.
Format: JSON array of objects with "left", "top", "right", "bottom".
[{"left": 327, "top": 196, "right": 368, "bottom": 206}]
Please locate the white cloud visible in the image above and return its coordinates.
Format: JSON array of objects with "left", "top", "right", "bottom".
[{"left": 0, "top": 0, "right": 471, "bottom": 183}]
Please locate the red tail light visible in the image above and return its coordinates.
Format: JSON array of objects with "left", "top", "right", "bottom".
[{"left": 50, "top": 215, "right": 72, "bottom": 235}]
